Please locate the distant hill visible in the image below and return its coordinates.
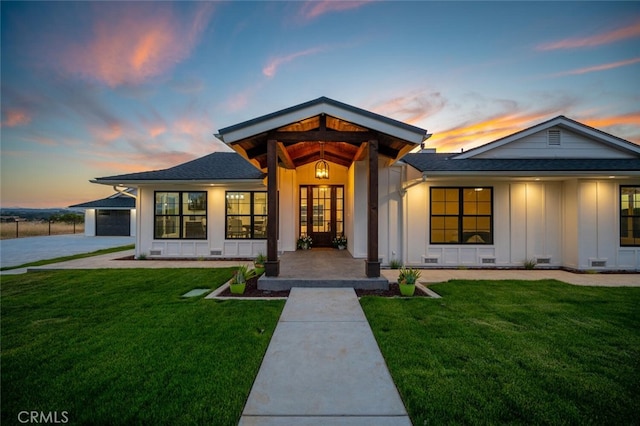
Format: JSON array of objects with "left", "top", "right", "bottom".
[{"left": 0, "top": 208, "right": 82, "bottom": 221}]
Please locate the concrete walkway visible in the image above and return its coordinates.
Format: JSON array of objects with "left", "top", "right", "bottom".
[{"left": 239, "top": 288, "right": 411, "bottom": 426}]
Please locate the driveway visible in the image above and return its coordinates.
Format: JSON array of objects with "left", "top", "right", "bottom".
[{"left": 0, "top": 234, "right": 134, "bottom": 269}]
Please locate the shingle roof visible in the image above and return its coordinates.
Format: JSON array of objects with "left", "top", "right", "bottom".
[
  {"left": 93, "top": 152, "right": 265, "bottom": 183},
  {"left": 403, "top": 153, "right": 640, "bottom": 174},
  {"left": 70, "top": 195, "right": 136, "bottom": 209}
]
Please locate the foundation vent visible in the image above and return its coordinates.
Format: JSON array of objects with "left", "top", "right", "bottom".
[
  {"left": 536, "top": 257, "right": 551, "bottom": 264},
  {"left": 423, "top": 257, "right": 439, "bottom": 264},
  {"left": 150, "top": 250, "right": 162, "bottom": 256},
  {"left": 481, "top": 257, "right": 496, "bottom": 264},
  {"left": 210, "top": 250, "right": 222, "bottom": 256},
  {"left": 590, "top": 260, "right": 607, "bottom": 268}
]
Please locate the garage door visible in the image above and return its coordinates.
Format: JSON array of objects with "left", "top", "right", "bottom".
[{"left": 96, "top": 210, "right": 131, "bottom": 236}]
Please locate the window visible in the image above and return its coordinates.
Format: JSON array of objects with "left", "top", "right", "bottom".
[
  {"left": 620, "top": 186, "right": 640, "bottom": 246},
  {"left": 155, "top": 192, "right": 207, "bottom": 239},
  {"left": 430, "top": 187, "right": 493, "bottom": 244},
  {"left": 226, "top": 191, "right": 267, "bottom": 239}
]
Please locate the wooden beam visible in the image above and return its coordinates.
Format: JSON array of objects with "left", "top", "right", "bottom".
[
  {"left": 277, "top": 142, "right": 296, "bottom": 169},
  {"left": 366, "top": 139, "right": 380, "bottom": 278},
  {"left": 265, "top": 139, "right": 279, "bottom": 277},
  {"left": 268, "top": 130, "right": 377, "bottom": 143},
  {"left": 353, "top": 142, "right": 367, "bottom": 161}
]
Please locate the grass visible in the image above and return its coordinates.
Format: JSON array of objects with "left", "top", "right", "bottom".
[
  {"left": 1, "top": 269, "right": 285, "bottom": 425},
  {"left": 0, "top": 244, "right": 134, "bottom": 271},
  {"left": 1, "top": 221, "right": 84, "bottom": 240},
  {"left": 361, "top": 279, "right": 640, "bottom": 425}
]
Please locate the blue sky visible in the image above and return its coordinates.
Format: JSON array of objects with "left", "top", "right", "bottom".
[{"left": 1, "top": 1, "right": 639, "bottom": 207}]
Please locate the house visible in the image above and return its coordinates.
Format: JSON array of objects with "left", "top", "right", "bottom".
[
  {"left": 70, "top": 189, "right": 137, "bottom": 236},
  {"left": 91, "top": 97, "right": 640, "bottom": 274}
]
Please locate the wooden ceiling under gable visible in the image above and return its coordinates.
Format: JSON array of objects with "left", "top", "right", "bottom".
[{"left": 229, "top": 114, "right": 417, "bottom": 170}]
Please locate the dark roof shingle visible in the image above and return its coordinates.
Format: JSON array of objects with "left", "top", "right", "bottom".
[
  {"left": 70, "top": 195, "right": 136, "bottom": 209},
  {"left": 403, "top": 153, "right": 640, "bottom": 173},
  {"left": 94, "top": 152, "right": 265, "bottom": 183}
]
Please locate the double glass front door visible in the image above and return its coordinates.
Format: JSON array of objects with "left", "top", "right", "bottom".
[{"left": 300, "top": 185, "right": 344, "bottom": 247}]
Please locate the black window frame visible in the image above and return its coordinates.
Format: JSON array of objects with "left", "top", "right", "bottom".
[
  {"left": 225, "top": 191, "right": 268, "bottom": 240},
  {"left": 620, "top": 185, "right": 640, "bottom": 247},
  {"left": 154, "top": 191, "right": 207, "bottom": 240},
  {"left": 430, "top": 187, "right": 494, "bottom": 245}
]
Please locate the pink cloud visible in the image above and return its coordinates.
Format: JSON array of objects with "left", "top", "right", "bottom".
[
  {"left": 537, "top": 19, "right": 640, "bottom": 50},
  {"left": 299, "top": 1, "right": 373, "bottom": 20},
  {"left": 372, "top": 91, "right": 447, "bottom": 125},
  {"left": 263, "top": 46, "right": 327, "bottom": 78},
  {"left": 60, "top": 3, "right": 214, "bottom": 87},
  {"left": 1, "top": 108, "right": 31, "bottom": 127},
  {"left": 552, "top": 57, "right": 640, "bottom": 77}
]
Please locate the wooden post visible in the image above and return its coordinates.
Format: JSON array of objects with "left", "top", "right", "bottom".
[
  {"left": 265, "top": 139, "right": 280, "bottom": 276},
  {"left": 366, "top": 139, "right": 380, "bottom": 277}
]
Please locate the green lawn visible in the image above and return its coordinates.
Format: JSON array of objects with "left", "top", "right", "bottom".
[
  {"left": 361, "top": 280, "right": 640, "bottom": 425},
  {"left": 1, "top": 269, "right": 285, "bottom": 425}
]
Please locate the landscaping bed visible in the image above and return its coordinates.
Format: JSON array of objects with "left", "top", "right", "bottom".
[{"left": 216, "top": 279, "right": 431, "bottom": 298}]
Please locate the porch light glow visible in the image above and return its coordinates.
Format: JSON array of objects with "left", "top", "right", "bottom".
[
  {"left": 315, "top": 160, "right": 329, "bottom": 179},
  {"left": 315, "top": 142, "right": 330, "bottom": 179}
]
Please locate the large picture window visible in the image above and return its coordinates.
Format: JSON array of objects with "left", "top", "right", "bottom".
[
  {"left": 430, "top": 187, "right": 493, "bottom": 244},
  {"left": 155, "top": 191, "right": 207, "bottom": 239},
  {"left": 226, "top": 191, "right": 267, "bottom": 239},
  {"left": 620, "top": 186, "right": 640, "bottom": 246}
]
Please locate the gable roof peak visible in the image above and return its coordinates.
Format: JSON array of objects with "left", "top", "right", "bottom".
[
  {"left": 453, "top": 115, "right": 639, "bottom": 159},
  {"left": 217, "top": 96, "right": 429, "bottom": 145}
]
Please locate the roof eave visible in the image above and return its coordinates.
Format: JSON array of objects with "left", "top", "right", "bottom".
[
  {"left": 91, "top": 178, "right": 266, "bottom": 186},
  {"left": 419, "top": 170, "right": 640, "bottom": 177}
]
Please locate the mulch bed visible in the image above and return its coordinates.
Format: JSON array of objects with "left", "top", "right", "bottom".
[
  {"left": 217, "top": 278, "right": 429, "bottom": 298},
  {"left": 217, "top": 276, "right": 290, "bottom": 298}
]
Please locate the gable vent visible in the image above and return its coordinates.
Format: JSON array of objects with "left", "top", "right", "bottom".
[{"left": 548, "top": 129, "right": 561, "bottom": 146}]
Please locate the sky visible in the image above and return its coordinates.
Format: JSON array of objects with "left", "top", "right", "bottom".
[{"left": 1, "top": 1, "right": 639, "bottom": 208}]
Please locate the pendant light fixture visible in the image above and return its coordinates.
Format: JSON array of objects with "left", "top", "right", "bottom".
[{"left": 315, "top": 142, "right": 329, "bottom": 179}]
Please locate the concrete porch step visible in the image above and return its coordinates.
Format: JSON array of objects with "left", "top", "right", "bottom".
[{"left": 257, "top": 276, "right": 389, "bottom": 291}]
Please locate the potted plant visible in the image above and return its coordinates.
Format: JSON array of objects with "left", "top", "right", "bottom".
[
  {"left": 230, "top": 264, "right": 257, "bottom": 294},
  {"left": 398, "top": 267, "right": 421, "bottom": 297},
  {"left": 254, "top": 253, "right": 266, "bottom": 275},
  {"left": 297, "top": 235, "right": 313, "bottom": 250},
  {"left": 332, "top": 235, "right": 347, "bottom": 250}
]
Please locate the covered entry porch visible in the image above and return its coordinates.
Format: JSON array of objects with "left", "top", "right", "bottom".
[
  {"left": 216, "top": 97, "right": 430, "bottom": 284},
  {"left": 257, "top": 248, "right": 389, "bottom": 290}
]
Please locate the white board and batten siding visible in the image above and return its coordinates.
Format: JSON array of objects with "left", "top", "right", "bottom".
[
  {"left": 401, "top": 178, "right": 640, "bottom": 270},
  {"left": 471, "top": 127, "right": 636, "bottom": 159},
  {"left": 135, "top": 186, "right": 266, "bottom": 259}
]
